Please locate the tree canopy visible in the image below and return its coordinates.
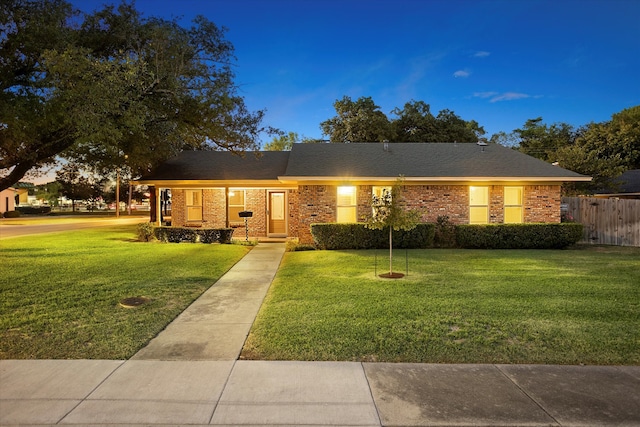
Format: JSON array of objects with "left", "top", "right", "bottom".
[
  {"left": 499, "top": 106, "right": 640, "bottom": 194},
  {"left": 263, "top": 132, "right": 299, "bottom": 151},
  {"left": 0, "top": 0, "right": 276, "bottom": 191},
  {"left": 320, "top": 96, "right": 394, "bottom": 143},
  {"left": 320, "top": 97, "right": 485, "bottom": 143}
]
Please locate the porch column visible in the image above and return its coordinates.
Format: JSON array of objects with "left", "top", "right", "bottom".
[
  {"left": 155, "top": 187, "right": 161, "bottom": 226},
  {"left": 225, "top": 186, "right": 230, "bottom": 228}
]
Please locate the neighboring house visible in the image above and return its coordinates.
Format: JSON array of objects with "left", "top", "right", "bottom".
[
  {"left": 136, "top": 143, "right": 591, "bottom": 243},
  {"left": 0, "top": 187, "right": 16, "bottom": 214},
  {"left": 593, "top": 169, "right": 640, "bottom": 199}
]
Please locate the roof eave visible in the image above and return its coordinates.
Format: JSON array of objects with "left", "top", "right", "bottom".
[
  {"left": 132, "top": 179, "right": 293, "bottom": 188},
  {"left": 278, "top": 176, "right": 592, "bottom": 183}
]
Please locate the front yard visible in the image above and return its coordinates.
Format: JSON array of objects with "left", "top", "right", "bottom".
[
  {"left": 2, "top": 222, "right": 638, "bottom": 364},
  {"left": 0, "top": 225, "right": 249, "bottom": 359},
  {"left": 242, "top": 246, "right": 640, "bottom": 365}
]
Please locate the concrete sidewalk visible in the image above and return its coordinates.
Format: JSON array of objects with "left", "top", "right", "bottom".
[{"left": 1, "top": 243, "right": 639, "bottom": 426}]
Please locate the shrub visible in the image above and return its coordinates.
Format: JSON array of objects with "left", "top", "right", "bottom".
[
  {"left": 153, "top": 227, "right": 234, "bottom": 244},
  {"left": 233, "top": 239, "right": 259, "bottom": 246},
  {"left": 285, "top": 239, "right": 316, "bottom": 252},
  {"left": 3, "top": 210, "right": 21, "bottom": 218},
  {"left": 136, "top": 222, "right": 156, "bottom": 242},
  {"left": 455, "top": 223, "right": 584, "bottom": 249},
  {"left": 434, "top": 215, "right": 457, "bottom": 248},
  {"left": 16, "top": 206, "right": 51, "bottom": 215},
  {"left": 311, "top": 223, "right": 435, "bottom": 250}
]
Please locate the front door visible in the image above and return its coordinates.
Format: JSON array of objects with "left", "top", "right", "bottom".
[{"left": 268, "top": 191, "right": 287, "bottom": 236}]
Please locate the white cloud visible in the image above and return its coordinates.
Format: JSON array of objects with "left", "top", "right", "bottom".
[
  {"left": 473, "top": 91, "right": 533, "bottom": 102},
  {"left": 490, "top": 92, "right": 530, "bottom": 102},
  {"left": 473, "top": 91, "right": 498, "bottom": 98},
  {"left": 453, "top": 70, "right": 471, "bottom": 78},
  {"left": 473, "top": 51, "right": 491, "bottom": 58}
]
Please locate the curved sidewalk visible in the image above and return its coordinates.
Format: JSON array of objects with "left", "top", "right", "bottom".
[{"left": 1, "top": 243, "right": 639, "bottom": 426}]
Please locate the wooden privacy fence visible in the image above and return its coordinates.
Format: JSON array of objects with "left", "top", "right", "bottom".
[{"left": 562, "top": 197, "right": 640, "bottom": 247}]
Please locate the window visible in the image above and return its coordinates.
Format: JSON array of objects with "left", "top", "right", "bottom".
[
  {"left": 186, "top": 189, "right": 202, "bottom": 221},
  {"left": 372, "top": 186, "right": 391, "bottom": 216},
  {"left": 469, "top": 186, "right": 489, "bottom": 224},
  {"left": 337, "top": 186, "right": 356, "bottom": 223},
  {"left": 228, "top": 189, "right": 246, "bottom": 225},
  {"left": 372, "top": 186, "right": 392, "bottom": 200},
  {"left": 504, "top": 186, "right": 523, "bottom": 223}
]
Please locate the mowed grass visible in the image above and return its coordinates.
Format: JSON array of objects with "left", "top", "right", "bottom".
[
  {"left": 242, "top": 246, "right": 640, "bottom": 365},
  {"left": 0, "top": 225, "right": 249, "bottom": 359}
]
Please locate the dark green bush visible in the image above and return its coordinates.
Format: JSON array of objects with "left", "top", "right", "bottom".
[
  {"left": 153, "top": 227, "right": 234, "bottom": 244},
  {"left": 3, "top": 210, "right": 21, "bottom": 218},
  {"left": 311, "top": 223, "right": 435, "bottom": 250},
  {"left": 455, "top": 223, "right": 584, "bottom": 249},
  {"left": 16, "top": 206, "right": 51, "bottom": 215},
  {"left": 434, "top": 215, "right": 457, "bottom": 248}
]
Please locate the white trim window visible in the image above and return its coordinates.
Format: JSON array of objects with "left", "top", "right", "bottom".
[
  {"left": 469, "top": 186, "right": 489, "bottom": 224},
  {"left": 337, "top": 186, "right": 357, "bottom": 223},
  {"left": 228, "top": 189, "right": 246, "bottom": 225},
  {"left": 504, "top": 186, "right": 523, "bottom": 223},
  {"left": 186, "top": 189, "right": 203, "bottom": 221}
]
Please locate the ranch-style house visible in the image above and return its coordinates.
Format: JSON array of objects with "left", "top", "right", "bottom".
[{"left": 136, "top": 142, "right": 591, "bottom": 244}]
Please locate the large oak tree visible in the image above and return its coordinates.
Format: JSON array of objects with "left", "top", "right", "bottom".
[
  {"left": 320, "top": 97, "right": 485, "bottom": 143},
  {"left": 0, "top": 0, "right": 276, "bottom": 191}
]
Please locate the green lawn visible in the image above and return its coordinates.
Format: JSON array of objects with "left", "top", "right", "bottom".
[
  {"left": 0, "top": 225, "right": 249, "bottom": 359},
  {"left": 242, "top": 246, "right": 640, "bottom": 365}
]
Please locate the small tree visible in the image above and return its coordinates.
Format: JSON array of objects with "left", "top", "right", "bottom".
[{"left": 366, "top": 178, "right": 421, "bottom": 277}]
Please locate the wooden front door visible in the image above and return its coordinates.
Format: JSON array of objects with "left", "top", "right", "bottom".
[{"left": 268, "top": 191, "right": 287, "bottom": 236}]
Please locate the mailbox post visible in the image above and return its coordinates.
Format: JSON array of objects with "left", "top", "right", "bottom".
[{"left": 238, "top": 211, "right": 253, "bottom": 241}]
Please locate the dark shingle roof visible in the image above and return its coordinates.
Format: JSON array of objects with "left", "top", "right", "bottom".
[
  {"left": 140, "top": 150, "right": 290, "bottom": 181},
  {"left": 282, "top": 143, "right": 588, "bottom": 179},
  {"left": 138, "top": 143, "right": 590, "bottom": 183},
  {"left": 597, "top": 169, "right": 640, "bottom": 194}
]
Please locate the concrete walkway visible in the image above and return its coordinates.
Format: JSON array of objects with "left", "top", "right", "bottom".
[
  {"left": 132, "top": 243, "right": 284, "bottom": 361},
  {"left": 1, "top": 243, "right": 639, "bottom": 426}
]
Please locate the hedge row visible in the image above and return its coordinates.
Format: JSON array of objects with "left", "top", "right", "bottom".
[
  {"left": 3, "top": 210, "right": 21, "bottom": 218},
  {"left": 16, "top": 206, "right": 52, "bottom": 215},
  {"left": 311, "top": 223, "right": 583, "bottom": 250},
  {"left": 311, "top": 223, "right": 435, "bottom": 250},
  {"left": 455, "top": 223, "right": 584, "bottom": 249},
  {"left": 153, "top": 227, "right": 234, "bottom": 244}
]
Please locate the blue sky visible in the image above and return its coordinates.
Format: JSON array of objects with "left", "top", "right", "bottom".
[{"left": 71, "top": 0, "right": 640, "bottom": 146}]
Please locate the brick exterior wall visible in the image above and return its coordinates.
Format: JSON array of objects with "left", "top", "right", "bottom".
[
  {"left": 171, "top": 189, "right": 185, "bottom": 226},
  {"left": 169, "top": 187, "right": 299, "bottom": 239},
  {"left": 298, "top": 185, "right": 336, "bottom": 244},
  {"left": 524, "top": 185, "right": 562, "bottom": 223},
  {"left": 288, "top": 189, "right": 299, "bottom": 238},
  {"left": 490, "top": 185, "right": 504, "bottom": 223},
  {"left": 170, "top": 183, "right": 562, "bottom": 243},
  {"left": 203, "top": 189, "right": 226, "bottom": 228},
  {"left": 400, "top": 185, "right": 469, "bottom": 224},
  {"left": 295, "top": 184, "right": 563, "bottom": 243},
  {"left": 243, "top": 189, "right": 266, "bottom": 236}
]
